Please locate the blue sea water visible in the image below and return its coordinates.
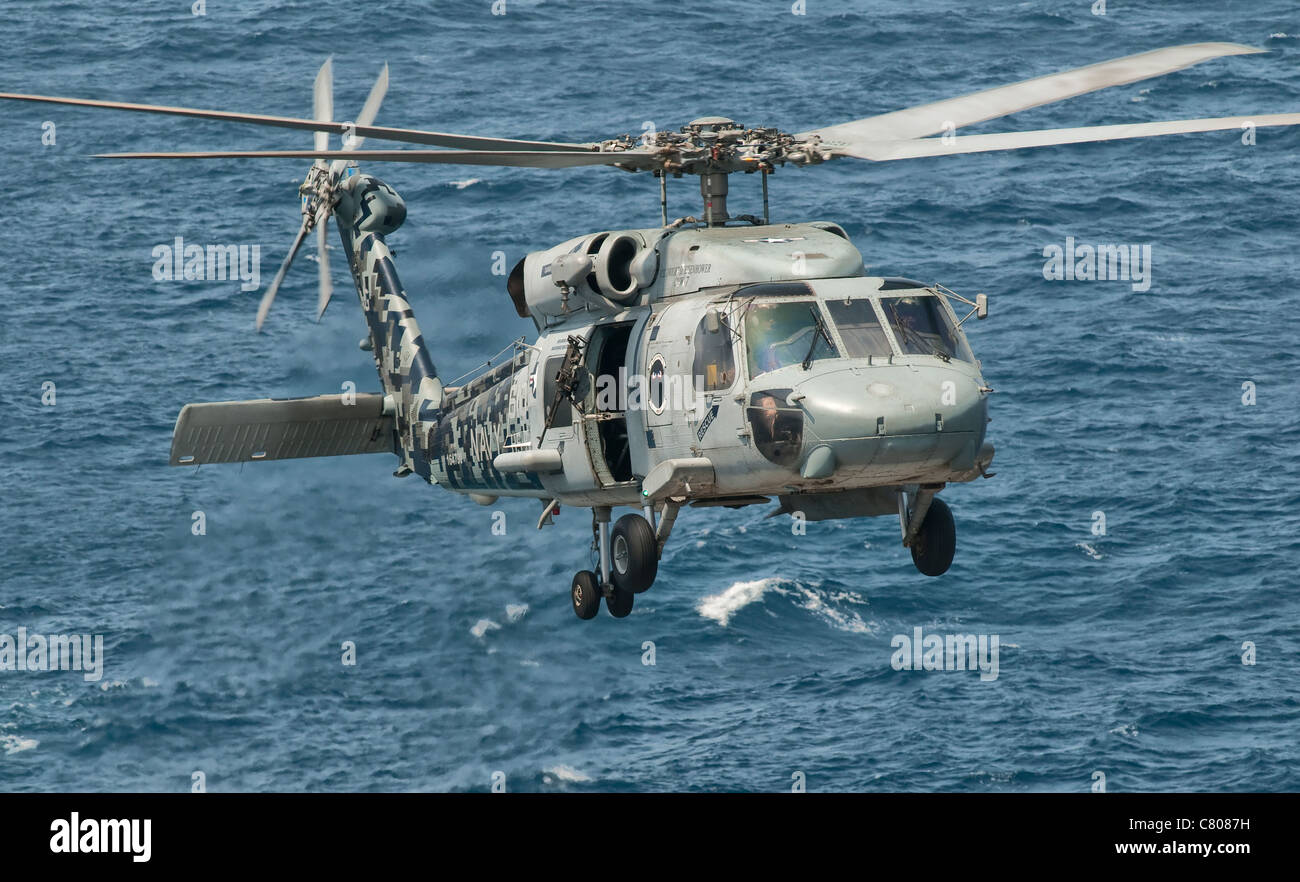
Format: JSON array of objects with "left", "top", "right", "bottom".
[{"left": 1, "top": 0, "right": 1298, "bottom": 792}]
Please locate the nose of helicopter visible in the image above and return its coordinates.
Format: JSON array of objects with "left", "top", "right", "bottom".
[{"left": 787, "top": 362, "right": 989, "bottom": 477}]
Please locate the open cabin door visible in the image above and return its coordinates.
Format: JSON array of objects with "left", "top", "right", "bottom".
[{"left": 582, "top": 321, "right": 637, "bottom": 488}]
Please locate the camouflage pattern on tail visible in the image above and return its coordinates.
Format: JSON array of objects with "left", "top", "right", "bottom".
[{"left": 333, "top": 172, "right": 444, "bottom": 481}]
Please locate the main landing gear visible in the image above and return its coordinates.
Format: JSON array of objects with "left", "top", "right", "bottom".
[
  {"left": 570, "top": 504, "right": 672, "bottom": 620},
  {"left": 899, "top": 486, "right": 956, "bottom": 577}
]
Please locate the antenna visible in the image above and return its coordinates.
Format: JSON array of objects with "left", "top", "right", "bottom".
[{"left": 658, "top": 171, "right": 667, "bottom": 226}]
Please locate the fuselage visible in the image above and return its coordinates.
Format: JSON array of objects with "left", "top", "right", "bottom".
[{"left": 416, "top": 220, "right": 994, "bottom": 513}]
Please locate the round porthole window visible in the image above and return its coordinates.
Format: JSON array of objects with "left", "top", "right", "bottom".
[{"left": 647, "top": 354, "right": 667, "bottom": 415}]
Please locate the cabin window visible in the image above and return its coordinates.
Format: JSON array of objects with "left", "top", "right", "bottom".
[
  {"left": 824, "top": 298, "right": 893, "bottom": 358},
  {"left": 743, "top": 301, "right": 836, "bottom": 379},
  {"left": 647, "top": 355, "right": 667, "bottom": 415},
  {"left": 692, "top": 312, "right": 737, "bottom": 391},
  {"left": 879, "top": 294, "right": 973, "bottom": 362}
]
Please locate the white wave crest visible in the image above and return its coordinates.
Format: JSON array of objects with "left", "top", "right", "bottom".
[
  {"left": 2, "top": 735, "right": 38, "bottom": 755},
  {"left": 697, "top": 577, "right": 782, "bottom": 626},
  {"left": 788, "top": 586, "right": 877, "bottom": 634},
  {"left": 698, "top": 577, "right": 875, "bottom": 633},
  {"left": 471, "top": 619, "right": 501, "bottom": 638},
  {"left": 544, "top": 764, "right": 592, "bottom": 783}
]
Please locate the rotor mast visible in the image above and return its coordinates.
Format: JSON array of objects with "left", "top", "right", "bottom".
[
  {"left": 666, "top": 116, "right": 799, "bottom": 227},
  {"left": 701, "top": 172, "right": 728, "bottom": 226}
]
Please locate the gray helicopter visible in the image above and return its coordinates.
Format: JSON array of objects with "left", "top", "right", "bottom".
[{"left": 5, "top": 43, "right": 1296, "bottom": 619}]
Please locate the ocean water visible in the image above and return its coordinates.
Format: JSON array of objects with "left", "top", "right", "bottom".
[{"left": 1, "top": 0, "right": 1297, "bottom": 792}]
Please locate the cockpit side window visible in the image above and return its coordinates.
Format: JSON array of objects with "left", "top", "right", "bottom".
[
  {"left": 693, "top": 311, "right": 737, "bottom": 391},
  {"left": 743, "top": 301, "right": 836, "bottom": 379},
  {"left": 825, "top": 298, "right": 893, "bottom": 358},
  {"left": 879, "top": 294, "right": 973, "bottom": 362}
]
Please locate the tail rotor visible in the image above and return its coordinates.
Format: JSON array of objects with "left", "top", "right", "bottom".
[{"left": 255, "top": 57, "right": 389, "bottom": 331}]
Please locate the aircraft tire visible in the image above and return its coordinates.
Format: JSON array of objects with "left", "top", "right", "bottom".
[
  {"left": 910, "top": 497, "right": 955, "bottom": 577},
  {"left": 610, "top": 513, "right": 658, "bottom": 594},
  {"left": 607, "top": 586, "right": 634, "bottom": 618},
  {"left": 571, "top": 570, "right": 602, "bottom": 620}
]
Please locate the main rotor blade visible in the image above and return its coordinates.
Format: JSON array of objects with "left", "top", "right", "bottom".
[
  {"left": 839, "top": 111, "right": 1300, "bottom": 162},
  {"left": 0, "top": 91, "right": 596, "bottom": 152},
  {"left": 96, "top": 148, "right": 656, "bottom": 170},
  {"left": 313, "top": 56, "right": 333, "bottom": 154},
  {"left": 256, "top": 220, "right": 310, "bottom": 332},
  {"left": 803, "top": 42, "right": 1265, "bottom": 151},
  {"left": 316, "top": 209, "right": 333, "bottom": 322}
]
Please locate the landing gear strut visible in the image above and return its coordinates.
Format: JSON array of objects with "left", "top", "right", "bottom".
[{"left": 570, "top": 505, "right": 665, "bottom": 620}]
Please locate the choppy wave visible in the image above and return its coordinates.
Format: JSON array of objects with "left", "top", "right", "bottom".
[{"left": 698, "top": 577, "right": 878, "bottom": 634}]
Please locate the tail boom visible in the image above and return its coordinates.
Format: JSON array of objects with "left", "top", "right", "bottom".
[{"left": 334, "top": 172, "right": 444, "bottom": 480}]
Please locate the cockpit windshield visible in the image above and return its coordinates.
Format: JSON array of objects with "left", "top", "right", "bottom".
[
  {"left": 824, "top": 298, "right": 893, "bottom": 359},
  {"left": 878, "top": 294, "right": 972, "bottom": 362},
  {"left": 744, "top": 301, "right": 836, "bottom": 378}
]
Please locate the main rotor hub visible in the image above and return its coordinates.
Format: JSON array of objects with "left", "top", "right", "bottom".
[
  {"left": 633, "top": 117, "right": 826, "bottom": 178},
  {"left": 622, "top": 117, "right": 828, "bottom": 224},
  {"left": 299, "top": 163, "right": 333, "bottom": 224},
  {"left": 684, "top": 116, "right": 743, "bottom": 135}
]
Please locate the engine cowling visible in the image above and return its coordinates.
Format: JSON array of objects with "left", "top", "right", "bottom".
[
  {"left": 595, "top": 231, "right": 656, "bottom": 303},
  {"left": 517, "top": 229, "right": 659, "bottom": 319}
]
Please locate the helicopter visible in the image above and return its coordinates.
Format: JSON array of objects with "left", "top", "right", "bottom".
[{"left": 4, "top": 42, "right": 1296, "bottom": 620}]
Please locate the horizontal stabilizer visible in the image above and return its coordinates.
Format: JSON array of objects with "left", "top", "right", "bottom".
[{"left": 170, "top": 393, "right": 394, "bottom": 466}]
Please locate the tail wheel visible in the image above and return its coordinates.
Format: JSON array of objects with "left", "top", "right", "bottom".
[
  {"left": 610, "top": 513, "right": 658, "bottom": 594},
  {"left": 571, "top": 570, "right": 601, "bottom": 620},
  {"left": 910, "top": 497, "right": 956, "bottom": 577},
  {"left": 607, "top": 586, "right": 635, "bottom": 618}
]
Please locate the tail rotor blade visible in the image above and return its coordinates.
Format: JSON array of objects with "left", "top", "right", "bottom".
[
  {"left": 256, "top": 220, "right": 310, "bottom": 332},
  {"left": 331, "top": 63, "right": 389, "bottom": 181},
  {"left": 313, "top": 56, "right": 333, "bottom": 154},
  {"left": 352, "top": 63, "right": 389, "bottom": 145},
  {"left": 315, "top": 211, "right": 333, "bottom": 322}
]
